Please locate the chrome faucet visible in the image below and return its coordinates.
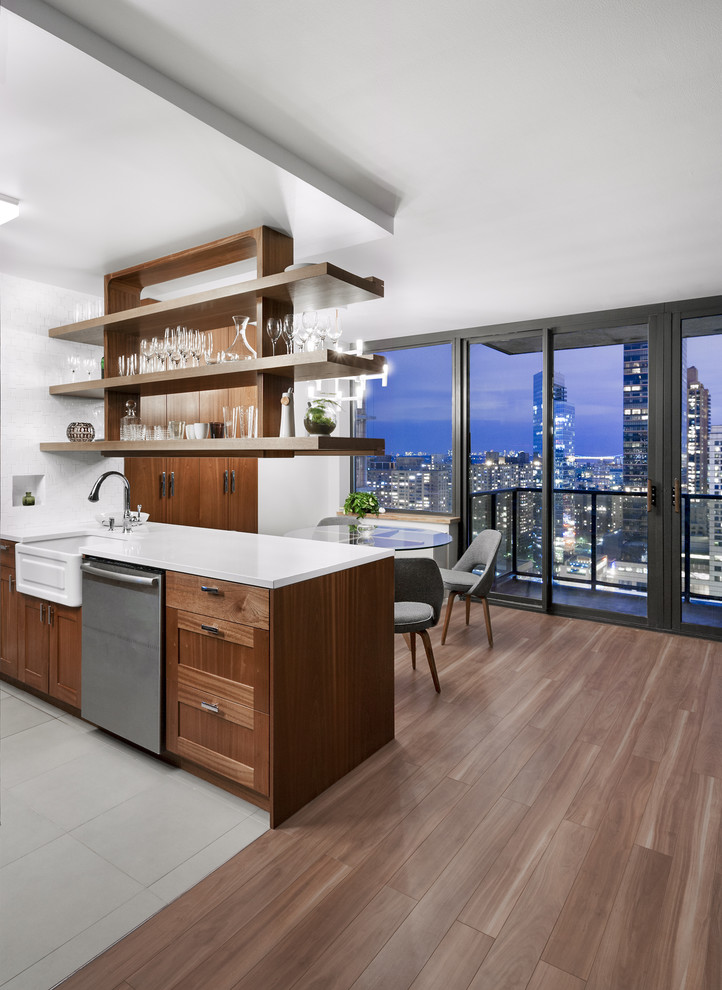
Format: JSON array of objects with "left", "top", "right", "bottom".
[{"left": 88, "top": 471, "right": 133, "bottom": 533}]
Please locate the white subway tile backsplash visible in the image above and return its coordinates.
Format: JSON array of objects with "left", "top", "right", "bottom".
[{"left": 1, "top": 273, "right": 122, "bottom": 533}]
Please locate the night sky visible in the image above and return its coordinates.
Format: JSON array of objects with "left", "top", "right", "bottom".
[{"left": 362, "top": 336, "right": 722, "bottom": 457}]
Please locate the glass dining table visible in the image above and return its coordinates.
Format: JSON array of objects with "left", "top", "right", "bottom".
[{"left": 284, "top": 522, "right": 453, "bottom": 552}]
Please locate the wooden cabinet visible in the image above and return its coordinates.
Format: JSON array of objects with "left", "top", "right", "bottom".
[
  {"left": 124, "top": 456, "right": 257, "bottom": 532},
  {"left": 124, "top": 457, "right": 201, "bottom": 527},
  {"left": 164, "top": 557, "right": 395, "bottom": 827},
  {"left": 165, "top": 571, "right": 270, "bottom": 796},
  {"left": 15, "top": 593, "right": 81, "bottom": 706},
  {"left": 0, "top": 542, "right": 19, "bottom": 680}
]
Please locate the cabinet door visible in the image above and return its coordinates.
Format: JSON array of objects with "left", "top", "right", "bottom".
[
  {"left": 198, "top": 459, "right": 229, "bottom": 530},
  {"left": 18, "top": 594, "right": 49, "bottom": 692},
  {"left": 0, "top": 565, "right": 19, "bottom": 679},
  {"left": 228, "top": 458, "right": 258, "bottom": 533},
  {"left": 48, "top": 604, "right": 82, "bottom": 708},
  {"left": 166, "top": 606, "right": 270, "bottom": 795},
  {"left": 125, "top": 457, "right": 167, "bottom": 523},
  {"left": 167, "top": 458, "right": 201, "bottom": 526}
]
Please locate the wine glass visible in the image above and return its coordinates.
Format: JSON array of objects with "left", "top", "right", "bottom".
[
  {"left": 202, "top": 331, "right": 215, "bottom": 364},
  {"left": 67, "top": 354, "right": 80, "bottom": 383},
  {"left": 266, "top": 318, "right": 282, "bottom": 356},
  {"left": 190, "top": 330, "right": 204, "bottom": 367},
  {"left": 327, "top": 310, "right": 342, "bottom": 348},
  {"left": 302, "top": 311, "right": 318, "bottom": 351},
  {"left": 316, "top": 313, "right": 330, "bottom": 350},
  {"left": 282, "top": 315, "right": 295, "bottom": 354}
]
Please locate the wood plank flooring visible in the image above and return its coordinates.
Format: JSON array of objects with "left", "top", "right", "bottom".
[{"left": 59, "top": 608, "right": 722, "bottom": 990}]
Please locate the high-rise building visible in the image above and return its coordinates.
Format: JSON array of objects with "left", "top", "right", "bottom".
[
  {"left": 687, "top": 366, "right": 711, "bottom": 494},
  {"left": 710, "top": 424, "right": 722, "bottom": 593},
  {"left": 533, "top": 371, "right": 575, "bottom": 487},
  {"left": 621, "top": 342, "right": 649, "bottom": 560}
]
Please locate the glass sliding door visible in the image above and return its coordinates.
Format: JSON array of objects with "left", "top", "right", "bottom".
[
  {"left": 469, "top": 332, "right": 543, "bottom": 604},
  {"left": 551, "top": 323, "right": 650, "bottom": 620},
  {"left": 677, "top": 315, "right": 722, "bottom": 631}
]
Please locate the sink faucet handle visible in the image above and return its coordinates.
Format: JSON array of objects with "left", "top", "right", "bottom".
[{"left": 108, "top": 517, "right": 115, "bottom": 531}]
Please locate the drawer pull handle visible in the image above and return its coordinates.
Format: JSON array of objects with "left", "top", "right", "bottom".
[
  {"left": 201, "top": 623, "right": 220, "bottom": 634},
  {"left": 0, "top": 543, "right": 8, "bottom": 551},
  {"left": 201, "top": 701, "right": 219, "bottom": 713},
  {"left": 200, "top": 586, "right": 220, "bottom": 594}
]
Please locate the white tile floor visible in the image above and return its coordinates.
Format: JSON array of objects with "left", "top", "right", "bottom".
[{"left": 0, "top": 681, "right": 270, "bottom": 990}]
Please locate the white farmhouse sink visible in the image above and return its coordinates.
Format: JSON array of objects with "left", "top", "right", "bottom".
[{"left": 15, "top": 531, "right": 140, "bottom": 606}]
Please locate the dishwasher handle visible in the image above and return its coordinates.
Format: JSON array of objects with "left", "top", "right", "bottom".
[{"left": 81, "top": 561, "right": 160, "bottom": 586}]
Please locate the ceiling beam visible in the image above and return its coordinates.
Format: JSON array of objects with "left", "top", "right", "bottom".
[{"left": 4, "top": 0, "right": 395, "bottom": 234}]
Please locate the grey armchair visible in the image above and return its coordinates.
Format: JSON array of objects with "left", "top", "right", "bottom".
[
  {"left": 439, "top": 529, "right": 502, "bottom": 646},
  {"left": 394, "top": 557, "right": 443, "bottom": 693}
]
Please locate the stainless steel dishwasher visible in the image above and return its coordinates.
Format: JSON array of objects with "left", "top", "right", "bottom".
[{"left": 81, "top": 557, "right": 164, "bottom": 753}]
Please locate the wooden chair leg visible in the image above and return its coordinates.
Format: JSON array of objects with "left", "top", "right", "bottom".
[
  {"left": 482, "top": 596, "right": 493, "bottom": 647},
  {"left": 419, "top": 629, "right": 441, "bottom": 693},
  {"left": 402, "top": 632, "right": 417, "bottom": 668},
  {"left": 441, "top": 591, "right": 458, "bottom": 644},
  {"left": 465, "top": 595, "right": 471, "bottom": 625}
]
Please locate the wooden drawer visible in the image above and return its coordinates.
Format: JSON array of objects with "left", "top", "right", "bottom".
[
  {"left": 166, "top": 571, "right": 269, "bottom": 628},
  {"left": 0, "top": 541, "right": 16, "bottom": 567},
  {"left": 174, "top": 609, "right": 269, "bottom": 713},
  {"left": 174, "top": 669, "right": 269, "bottom": 795}
]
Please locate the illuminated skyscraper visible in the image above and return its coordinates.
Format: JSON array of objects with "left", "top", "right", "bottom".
[
  {"left": 687, "top": 366, "right": 710, "bottom": 494},
  {"left": 533, "top": 371, "right": 575, "bottom": 487}
]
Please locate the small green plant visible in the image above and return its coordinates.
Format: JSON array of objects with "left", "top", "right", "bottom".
[
  {"left": 343, "top": 491, "right": 381, "bottom": 521},
  {"left": 304, "top": 397, "right": 340, "bottom": 435}
]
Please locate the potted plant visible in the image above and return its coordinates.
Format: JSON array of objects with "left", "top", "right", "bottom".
[
  {"left": 303, "top": 396, "right": 341, "bottom": 435},
  {"left": 343, "top": 491, "right": 382, "bottom": 539}
]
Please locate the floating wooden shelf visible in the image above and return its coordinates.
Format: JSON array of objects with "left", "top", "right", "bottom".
[
  {"left": 39, "top": 437, "right": 385, "bottom": 459},
  {"left": 48, "top": 264, "right": 384, "bottom": 345},
  {"left": 49, "top": 350, "right": 386, "bottom": 399}
]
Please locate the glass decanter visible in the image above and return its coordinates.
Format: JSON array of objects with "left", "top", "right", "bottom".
[
  {"left": 223, "top": 315, "right": 256, "bottom": 361},
  {"left": 120, "top": 399, "right": 145, "bottom": 440}
]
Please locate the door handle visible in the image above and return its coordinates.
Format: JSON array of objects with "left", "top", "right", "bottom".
[
  {"left": 231, "top": 469, "right": 236, "bottom": 494},
  {"left": 224, "top": 470, "right": 229, "bottom": 494},
  {"left": 47, "top": 605, "right": 54, "bottom": 625},
  {"left": 673, "top": 478, "right": 681, "bottom": 514},
  {"left": 170, "top": 471, "right": 175, "bottom": 497},
  {"left": 160, "top": 471, "right": 166, "bottom": 498},
  {"left": 647, "top": 480, "right": 656, "bottom": 511},
  {"left": 40, "top": 603, "right": 45, "bottom": 623},
  {"left": 8, "top": 573, "right": 14, "bottom": 593}
]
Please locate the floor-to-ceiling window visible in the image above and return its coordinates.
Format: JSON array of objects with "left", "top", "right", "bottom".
[
  {"left": 468, "top": 332, "right": 543, "bottom": 603},
  {"left": 678, "top": 315, "right": 722, "bottom": 631},
  {"left": 354, "top": 343, "right": 453, "bottom": 513}
]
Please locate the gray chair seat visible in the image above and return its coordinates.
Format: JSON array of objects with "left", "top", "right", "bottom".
[
  {"left": 394, "top": 601, "right": 435, "bottom": 633},
  {"left": 438, "top": 568, "right": 478, "bottom": 593}
]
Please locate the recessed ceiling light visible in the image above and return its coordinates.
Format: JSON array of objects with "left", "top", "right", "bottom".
[{"left": 0, "top": 194, "right": 20, "bottom": 225}]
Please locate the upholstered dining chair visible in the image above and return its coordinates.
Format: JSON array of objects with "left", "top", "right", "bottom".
[
  {"left": 394, "top": 557, "right": 444, "bottom": 693},
  {"left": 317, "top": 516, "right": 344, "bottom": 525},
  {"left": 439, "top": 529, "right": 502, "bottom": 647}
]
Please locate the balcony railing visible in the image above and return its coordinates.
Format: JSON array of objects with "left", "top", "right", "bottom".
[{"left": 470, "top": 487, "right": 722, "bottom": 603}]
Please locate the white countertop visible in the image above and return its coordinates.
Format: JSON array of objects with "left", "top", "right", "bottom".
[{"left": 4, "top": 522, "right": 394, "bottom": 590}]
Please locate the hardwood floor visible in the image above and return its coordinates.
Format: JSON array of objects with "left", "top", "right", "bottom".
[{"left": 58, "top": 608, "right": 722, "bottom": 990}]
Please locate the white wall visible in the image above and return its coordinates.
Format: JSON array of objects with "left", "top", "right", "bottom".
[{"left": 0, "top": 273, "right": 124, "bottom": 535}]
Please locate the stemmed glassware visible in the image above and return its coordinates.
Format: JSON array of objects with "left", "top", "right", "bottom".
[
  {"left": 315, "top": 313, "right": 330, "bottom": 350},
  {"left": 266, "top": 318, "right": 282, "bottom": 356},
  {"left": 302, "top": 311, "right": 318, "bottom": 350},
  {"left": 282, "top": 315, "right": 295, "bottom": 354},
  {"left": 327, "top": 310, "right": 342, "bottom": 348}
]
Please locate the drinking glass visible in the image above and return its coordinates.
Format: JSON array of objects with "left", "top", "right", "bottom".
[
  {"left": 68, "top": 355, "right": 80, "bottom": 382},
  {"left": 282, "top": 315, "right": 296, "bottom": 354},
  {"left": 190, "top": 329, "right": 204, "bottom": 367},
  {"left": 327, "top": 310, "right": 342, "bottom": 348},
  {"left": 223, "top": 405, "right": 237, "bottom": 438},
  {"left": 246, "top": 405, "right": 257, "bottom": 438},
  {"left": 302, "top": 311, "right": 318, "bottom": 350},
  {"left": 266, "top": 318, "right": 282, "bottom": 356},
  {"left": 168, "top": 420, "right": 185, "bottom": 439},
  {"left": 117, "top": 355, "right": 126, "bottom": 377},
  {"left": 202, "top": 331, "right": 215, "bottom": 364},
  {"left": 316, "top": 313, "right": 330, "bottom": 349}
]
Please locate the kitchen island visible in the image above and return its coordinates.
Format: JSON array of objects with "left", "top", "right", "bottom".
[{"left": 1, "top": 524, "right": 396, "bottom": 826}]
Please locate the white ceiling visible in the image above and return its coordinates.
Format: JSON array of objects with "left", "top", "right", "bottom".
[{"left": 2, "top": 0, "right": 722, "bottom": 343}]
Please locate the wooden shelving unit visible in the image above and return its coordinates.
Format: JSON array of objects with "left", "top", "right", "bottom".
[
  {"left": 39, "top": 436, "right": 385, "bottom": 459},
  {"left": 43, "top": 226, "right": 386, "bottom": 471},
  {"left": 48, "top": 264, "right": 384, "bottom": 346},
  {"left": 49, "top": 350, "right": 386, "bottom": 400}
]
